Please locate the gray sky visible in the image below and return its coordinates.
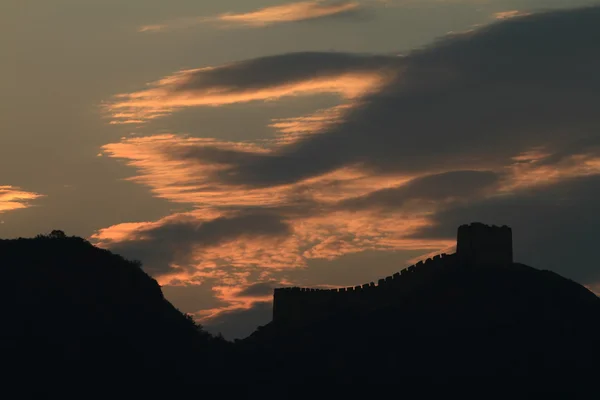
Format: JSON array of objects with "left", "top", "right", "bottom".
[{"left": 2, "top": 0, "right": 600, "bottom": 339}]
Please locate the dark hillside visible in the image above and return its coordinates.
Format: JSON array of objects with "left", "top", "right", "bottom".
[
  {"left": 2, "top": 228, "right": 599, "bottom": 383},
  {"left": 0, "top": 231, "right": 229, "bottom": 379},
  {"left": 241, "top": 262, "right": 600, "bottom": 381}
]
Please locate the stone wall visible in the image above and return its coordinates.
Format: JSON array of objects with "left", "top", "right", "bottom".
[
  {"left": 273, "top": 223, "right": 514, "bottom": 325},
  {"left": 273, "top": 253, "right": 456, "bottom": 323}
]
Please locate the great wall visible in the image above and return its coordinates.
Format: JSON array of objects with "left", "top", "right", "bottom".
[{"left": 273, "top": 222, "right": 513, "bottom": 324}]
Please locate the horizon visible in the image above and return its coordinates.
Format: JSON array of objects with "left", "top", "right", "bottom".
[{"left": 3, "top": 0, "right": 600, "bottom": 339}]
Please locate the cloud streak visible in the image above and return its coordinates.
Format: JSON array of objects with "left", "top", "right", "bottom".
[
  {"left": 92, "top": 211, "right": 292, "bottom": 282},
  {"left": 106, "top": 52, "right": 398, "bottom": 124},
  {"left": 493, "top": 10, "right": 529, "bottom": 20},
  {"left": 218, "top": 1, "right": 362, "bottom": 27},
  {"left": 138, "top": 1, "right": 363, "bottom": 33},
  {"left": 340, "top": 171, "right": 500, "bottom": 211},
  {"left": 95, "top": 133, "right": 453, "bottom": 282},
  {"left": 0, "top": 186, "right": 43, "bottom": 214}
]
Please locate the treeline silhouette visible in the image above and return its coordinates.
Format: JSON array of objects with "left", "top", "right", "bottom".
[{"left": 1, "top": 231, "right": 599, "bottom": 383}]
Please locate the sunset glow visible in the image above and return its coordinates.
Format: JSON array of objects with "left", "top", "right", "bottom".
[{"left": 5, "top": 0, "right": 600, "bottom": 339}]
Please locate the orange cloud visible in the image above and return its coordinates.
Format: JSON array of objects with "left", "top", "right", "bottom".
[
  {"left": 96, "top": 133, "right": 458, "bottom": 292},
  {"left": 138, "top": 1, "right": 362, "bottom": 33},
  {"left": 218, "top": 1, "right": 361, "bottom": 27},
  {"left": 138, "top": 24, "right": 169, "bottom": 33},
  {"left": 297, "top": 211, "right": 452, "bottom": 259},
  {"left": 493, "top": 10, "right": 529, "bottom": 20},
  {"left": 100, "top": 134, "right": 284, "bottom": 206},
  {"left": 96, "top": 204, "right": 452, "bottom": 324},
  {"left": 0, "top": 186, "right": 43, "bottom": 214},
  {"left": 92, "top": 200, "right": 447, "bottom": 287},
  {"left": 269, "top": 104, "right": 355, "bottom": 145},
  {"left": 104, "top": 52, "right": 399, "bottom": 125},
  {"left": 100, "top": 134, "right": 418, "bottom": 207},
  {"left": 107, "top": 70, "right": 393, "bottom": 125},
  {"left": 499, "top": 150, "right": 600, "bottom": 193},
  {"left": 195, "top": 283, "right": 273, "bottom": 323}
]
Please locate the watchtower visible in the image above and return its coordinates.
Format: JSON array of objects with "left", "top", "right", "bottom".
[{"left": 456, "top": 223, "right": 513, "bottom": 266}]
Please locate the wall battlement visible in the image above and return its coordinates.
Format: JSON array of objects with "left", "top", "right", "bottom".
[{"left": 273, "top": 223, "right": 514, "bottom": 324}]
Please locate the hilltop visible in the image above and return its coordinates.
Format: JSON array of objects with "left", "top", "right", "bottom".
[{"left": 0, "top": 231, "right": 230, "bottom": 380}]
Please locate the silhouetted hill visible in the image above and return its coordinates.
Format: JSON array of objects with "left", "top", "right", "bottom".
[
  {"left": 2, "top": 229, "right": 599, "bottom": 383},
  {"left": 0, "top": 231, "right": 230, "bottom": 380},
  {"left": 240, "top": 262, "right": 600, "bottom": 381}
]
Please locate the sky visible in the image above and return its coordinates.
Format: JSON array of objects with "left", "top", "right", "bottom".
[{"left": 3, "top": 0, "right": 600, "bottom": 339}]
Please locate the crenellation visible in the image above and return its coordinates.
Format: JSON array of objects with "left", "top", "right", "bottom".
[{"left": 272, "top": 223, "right": 515, "bottom": 324}]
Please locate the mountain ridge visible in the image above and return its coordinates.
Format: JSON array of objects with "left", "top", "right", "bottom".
[{"left": 0, "top": 226, "right": 598, "bottom": 382}]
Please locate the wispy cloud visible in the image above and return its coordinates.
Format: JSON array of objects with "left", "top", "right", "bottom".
[
  {"left": 0, "top": 186, "right": 43, "bottom": 214},
  {"left": 96, "top": 133, "right": 452, "bottom": 285},
  {"left": 106, "top": 52, "right": 398, "bottom": 124},
  {"left": 138, "top": 24, "right": 170, "bottom": 33},
  {"left": 100, "top": 7, "right": 600, "bottom": 335},
  {"left": 493, "top": 10, "right": 530, "bottom": 20},
  {"left": 269, "top": 104, "right": 354, "bottom": 145},
  {"left": 218, "top": 1, "right": 362, "bottom": 27},
  {"left": 138, "top": 1, "right": 363, "bottom": 33}
]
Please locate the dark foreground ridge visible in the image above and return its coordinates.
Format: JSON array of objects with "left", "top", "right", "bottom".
[
  {"left": 0, "top": 231, "right": 231, "bottom": 381},
  {"left": 1, "top": 225, "right": 599, "bottom": 383}
]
